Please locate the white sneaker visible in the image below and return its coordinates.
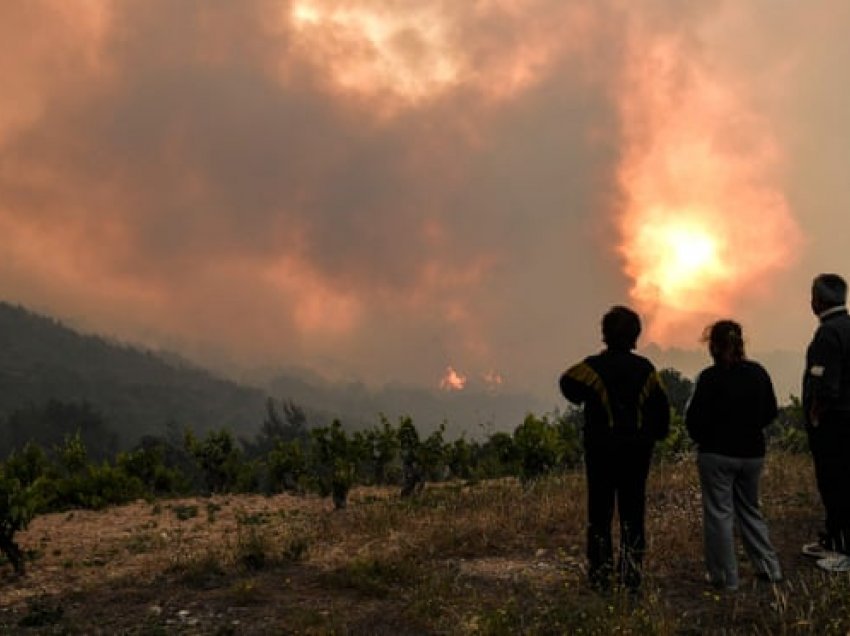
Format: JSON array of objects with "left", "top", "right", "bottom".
[
  {"left": 803, "top": 542, "right": 840, "bottom": 559},
  {"left": 816, "top": 555, "right": 850, "bottom": 573}
]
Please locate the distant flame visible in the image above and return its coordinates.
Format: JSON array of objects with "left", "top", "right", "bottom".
[
  {"left": 482, "top": 369, "right": 504, "bottom": 391},
  {"left": 439, "top": 366, "right": 467, "bottom": 391}
]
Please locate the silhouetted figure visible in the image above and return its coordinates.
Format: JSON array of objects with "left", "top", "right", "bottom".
[
  {"left": 400, "top": 457, "right": 424, "bottom": 498},
  {"left": 0, "top": 532, "right": 24, "bottom": 575},
  {"left": 560, "top": 306, "right": 670, "bottom": 593},
  {"left": 804, "top": 273, "right": 850, "bottom": 565},
  {"left": 398, "top": 417, "right": 424, "bottom": 498},
  {"left": 686, "top": 320, "right": 782, "bottom": 590}
]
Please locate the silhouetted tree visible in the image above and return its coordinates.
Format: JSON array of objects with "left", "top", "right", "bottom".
[
  {"left": 0, "top": 468, "right": 37, "bottom": 574},
  {"left": 245, "top": 398, "right": 310, "bottom": 458},
  {"left": 185, "top": 429, "right": 243, "bottom": 493},
  {"left": 308, "top": 420, "right": 358, "bottom": 509},
  {"left": 0, "top": 400, "right": 117, "bottom": 462},
  {"left": 353, "top": 415, "right": 399, "bottom": 486},
  {"left": 514, "top": 414, "right": 563, "bottom": 482},
  {"left": 659, "top": 368, "right": 694, "bottom": 418},
  {"left": 398, "top": 416, "right": 424, "bottom": 497}
]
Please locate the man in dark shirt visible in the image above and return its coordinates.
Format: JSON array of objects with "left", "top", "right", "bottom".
[
  {"left": 560, "top": 306, "right": 670, "bottom": 592},
  {"left": 804, "top": 273, "right": 850, "bottom": 560}
]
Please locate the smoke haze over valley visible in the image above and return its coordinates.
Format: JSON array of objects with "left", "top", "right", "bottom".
[{"left": 1, "top": 1, "right": 845, "bottom": 405}]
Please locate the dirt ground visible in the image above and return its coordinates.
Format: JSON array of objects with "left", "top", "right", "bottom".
[{"left": 0, "top": 467, "right": 835, "bottom": 634}]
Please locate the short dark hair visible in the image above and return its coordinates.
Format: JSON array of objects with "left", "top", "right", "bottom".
[
  {"left": 602, "top": 305, "right": 641, "bottom": 351},
  {"left": 703, "top": 319, "right": 745, "bottom": 367},
  {"left": 812, "top": 273, "right": 847, "bottom": 309}
]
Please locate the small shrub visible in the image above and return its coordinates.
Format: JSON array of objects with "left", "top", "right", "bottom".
[
  {"left": 235, "top": 517, "right": 272, "bottom": 571},
  {"left": 326, "top": 557, "right": 422, "bottom": 598},
  {"left": 307, "top": 421, "right": 357, "bottom": 509},
  {"left": 282, "top": 535, "right": 309, "bottom": 562},
  {"left": 513, "top": 414, "right": 563, "bottom": 482},
  {"left": 229, "top": 578, "right": 266, "bottom": 605},
  {"left": 169, "top": 548, "right": 228, "bottom": 589},
  {"left": 185, "top": 429, "right": 243, "bottom": 494},
  {"left": 236, "top": 510, "right": 273, "bottom": 525},
  {"left": 171, "top": 504, "right": 199, "bottom": 521},
  {"left": 266, "top": 440, "right": 306, "bottom": 493},
  {"left": 18, "top": 597, "right": 64, "bottom": 628},
  {"left": 654, "top": 413, "right": 693, "bottom": 462},
  {"left": 116, "top": 445, "right": 184, "bottom": 495},
  {"left": 473, "top": 432, "right": 518, "bottom": 479},
  {"left": 0, "top": 467, "right": 40, "bottom": 574}
]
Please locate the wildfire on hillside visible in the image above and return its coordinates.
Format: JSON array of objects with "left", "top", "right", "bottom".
[
  {"left": 439, "top": 366, "right": 467, "bottom": 391},
  {"left": 482, "top": 369, "right": 504, "bottom": 392}
]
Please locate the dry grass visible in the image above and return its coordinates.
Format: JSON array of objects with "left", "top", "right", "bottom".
[{"left": 0, "top": 452, "right": 846, "bottom": 634}]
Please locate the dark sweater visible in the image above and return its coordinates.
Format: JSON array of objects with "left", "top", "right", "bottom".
[
  {"left": 685, "top": 359, "right": 778, "bottom": 458},
  {"left": 803, "top": 308, "right": 850, "bottom": 428},
  {"left": 560, "top": 349, "right": 670, "bottom": 445}
]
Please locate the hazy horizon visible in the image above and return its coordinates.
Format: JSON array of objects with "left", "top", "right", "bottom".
[{"left": 1, "top": 1, "right": 844, "bottom": 403}]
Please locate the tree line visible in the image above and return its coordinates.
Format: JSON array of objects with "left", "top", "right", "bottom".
[{"left": 0, "top": 369, "right": 808, "bottom": 575}]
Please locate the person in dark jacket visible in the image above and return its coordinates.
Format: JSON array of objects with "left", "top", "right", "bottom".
[
  {"left": 804, "top": 273, "right": 850, "bottom": 563},
  {"left": 560, "top": 306, "right": 670, "bottom": 592},
  {"left": 686, "top": 320, "right": 782, "bottom": 590}
]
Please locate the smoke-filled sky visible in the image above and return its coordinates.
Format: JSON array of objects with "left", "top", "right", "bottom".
[{"left": 1, "top": 0, "right": 848, "bottom": 399}]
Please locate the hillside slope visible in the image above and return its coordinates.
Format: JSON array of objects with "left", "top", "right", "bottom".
[
  {"left": 0, "top": 301, "right": 552, "bottom": 449},
  {"left": 0, "top": 302, "right": 266, "bottom": 445}
]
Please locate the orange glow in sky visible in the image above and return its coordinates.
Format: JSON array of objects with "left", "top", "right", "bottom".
[
  {"left": 616, "top": 31, "right": 802, "bottom": 344},
  {"left": 288, "top": 0, "right": 460, "bottom": 102},
  {"left": 626, "top": 214, "right": 729, "bottom": 311},
  {"left": 284, "top": 0, "right": 590, "bottom": 110},
  {"left": 0, "top": 1, "right": 830, "bottom": 398},
  {"left": 263, "top": 257, "right": 363, "bottom": 337}
]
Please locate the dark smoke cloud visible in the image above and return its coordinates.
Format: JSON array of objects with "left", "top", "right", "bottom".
[{"left": 0, "top": 0, "right": 837, "bottom": 399}]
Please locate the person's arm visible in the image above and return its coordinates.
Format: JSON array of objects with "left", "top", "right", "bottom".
[
  {"left": 807, "top": 327, "right": 843, "bottom": 420},
  {"left": 643, "top": 371, "right": 670, "bottom": 441},
  {"left": 760, "top": 367, "right": 779, "bottom": 429},
  {"left": 559, "top": 360, "right": 600, "bottom": 406},
  {"left": 685, "top": 372, "right": 709, "bottom": 445}
]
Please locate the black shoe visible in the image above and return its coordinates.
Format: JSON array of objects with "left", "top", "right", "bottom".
[
  {"left": 704, "top": 573, "right": 738, "bottom": 591},
  {"left": 820, "top": 531, "right": 837, "bottom": 551},
  {"left": 588, "top": 573, "right": 612, "bottom": 595},
  {"left": 755, "top": 572, "right": 783, "bottom": 584}
]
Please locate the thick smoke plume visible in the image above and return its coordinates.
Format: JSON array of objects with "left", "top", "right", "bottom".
[{"left": 0, "top": 1, "right": 831, "bottom": 396}]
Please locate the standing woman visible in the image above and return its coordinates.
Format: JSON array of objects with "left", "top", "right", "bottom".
[{"left": 686, "top": 320, "right": 783, "bottom": 590}]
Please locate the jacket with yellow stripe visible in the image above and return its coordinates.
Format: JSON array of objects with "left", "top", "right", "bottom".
[{"left": 559, "top": 349, "right": 670, "bottom": 445}]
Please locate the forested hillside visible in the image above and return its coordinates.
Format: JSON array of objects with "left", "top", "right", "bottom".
[
  {"left": 0, "top": 301, "right": 554, "bottom": 459},
  {"left": 0, "top": 302, "right": 266, "bottom": 446}
]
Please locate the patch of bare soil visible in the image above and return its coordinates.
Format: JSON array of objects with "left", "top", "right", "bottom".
[
  {"left": 2, "top": 492, "right": 326, "bottom": 602},
  {"left": 0, "top": 491, "right": 341, "bottom": 632},
  {"left": 0, "top": 458, "right": 836, "bottom": 634}
]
